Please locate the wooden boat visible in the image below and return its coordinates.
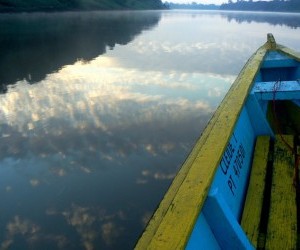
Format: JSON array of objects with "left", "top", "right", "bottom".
[{"left": 135, "top": 34, "right": 300, "bottom": 249}]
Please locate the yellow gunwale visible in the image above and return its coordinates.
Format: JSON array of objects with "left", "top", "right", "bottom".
[{"left": 135, "top": 36, "right": 300, "bottom": 250}]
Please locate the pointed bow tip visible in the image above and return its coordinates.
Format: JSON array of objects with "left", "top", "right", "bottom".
[{"left": 267, "top": 33, "right": 277, "bottom": 49}]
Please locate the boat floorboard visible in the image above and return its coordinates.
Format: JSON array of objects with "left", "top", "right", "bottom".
[
  {"left": 241, "top": 136, "right": 270, "bottom": 248},
  {"left": 242, "top": 135, "right": 298, "bottom": 249}
]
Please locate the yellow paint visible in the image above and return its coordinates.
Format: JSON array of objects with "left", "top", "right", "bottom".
[
  {"left": 265, "top": 135, "right": 297, "bottom": 249},
  {"left": 241, "top": 136, "right": 270, "bottom": 248},
  {"left": 278, "top": 45, "right": 300, "bottom": 63},
  {"left": 135, "top": 37, "right": 300, "bottom": 249}
]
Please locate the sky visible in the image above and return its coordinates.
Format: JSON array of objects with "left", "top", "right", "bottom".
[{"left": 165, "top": 0, "right": 271, "bottom": 5}]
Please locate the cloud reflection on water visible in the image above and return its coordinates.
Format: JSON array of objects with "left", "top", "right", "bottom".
[
  {"left": 0, "top": 55, "right": 231, "bottom": 162},
  {"left": 0, "top": 205, "right": 127, "bottom": 250},
  {"left": 0, "top": 47, "right": 232, "bottom": 249},
  {"left": 5, "top": 9, "right": 300, "bottom": 249},
  {"left": 5, "top": 9, "right": 300, "bottom": 248},
  {"left": 1, "top": 216, "right": 40, "bottom": 250}
]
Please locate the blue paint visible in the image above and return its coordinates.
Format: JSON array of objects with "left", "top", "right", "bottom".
[
  {"left": 203, "top": 188, "right": 254, "bottom": 250},
  {"left": 246, "top": 95, "right": 274, "bottom": 141},
  {"left": 208, "top": 107, "right": 255, "bottom": 218},
  {"left": 185, "top": 50, "right": 300, "bottom": 249},
  {"left": 261, "top": 51, "right": 299, "bottom": 81},
  {"left": 252, "top": 80, "right": 300, "bottom": 100},
  {"left": 293, "top": 100, "right": 300, "bottom": 107},
  {"left": 262, "top": 51, "right": 298, "bottom": 68},
  {"left": 186, "top": 213, "right": 221, "bottom": 250},
  {"left": 187, "top": 107, "right": 256, "bottom": 249}
]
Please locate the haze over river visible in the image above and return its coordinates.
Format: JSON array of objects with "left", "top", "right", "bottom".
[{"left": 0, "top": 10, "right": 299, "bottom": 250}]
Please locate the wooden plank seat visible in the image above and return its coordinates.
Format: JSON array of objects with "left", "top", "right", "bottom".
[{"left": 241, "top": 135, "right": 297, "bottom": 249}]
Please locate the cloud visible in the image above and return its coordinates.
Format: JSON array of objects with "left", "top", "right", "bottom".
[
  {"left": 0, "top": 36, "right": 233, "bottom": 250},
  {"left": 45, "top": 207, "right": 58, "bottom": 216},
  {"left": 145, "top": 144, "right": 156, "bottom": 156},
  {"left": 49, "top": 167, "right": 66, "bottom": 177},
  {"left": 208, "top": 87, "right": 223, "bottom": 97},
  {"left": 101, "top": 222, "right": 121, "bottom": 246},
  {"left": 154, "top": 172, "right": 176, "bottom": 180},
  {"left": 60, "top": 204, "right": 126, "bottom": 249},
  {"left": 1, "top": 216, "right": 40, "bottom": 250},
  {"left": 63, "top": 205, "right": 97, "bottom": 250},
  {"left": 0, "top": 57, "right": 222, "bottom": 177},
  {"left": 0, "top": 54, "right": 222, "bottom": 141},
  {"left": 136, "top": 178, "right": 148, "bottom": 185},
  {"left": 80, "top": 166, "right": 92, "bottom": 174},
  {"left": 7, "top": 216, "right": 39, "bottom": 235},
  {"left": 29, "top": 179, "right": 40, "bottom": 187},
  {"left": 134, "top": 41, "right": 219, "bottom": 55},
  {"left": 138, "top": 169, "right": 177, "bottom": 185},
  {"left": 0, "top": 49, "right": 231, "bottom": 162}
]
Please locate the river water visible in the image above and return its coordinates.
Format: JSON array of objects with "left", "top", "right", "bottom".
[{"left": 0, "top": 10, "right": 299, "bottom": 250}]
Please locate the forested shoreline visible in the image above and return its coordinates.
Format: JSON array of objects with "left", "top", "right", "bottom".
[
  {"left": 1, "top": 0, "right": 300, "bottom": 14},
  {"left": 220, "top": 0, "right": 300, "bottom": 13},
  {"left": 0, "top": 0, "right": 166, "bottom": 12},
  {"left": 166, "top": 0, "right": 300, "bottom": 13},
  {"left": 165, "top": 2, "right": 218, "bottom": 10}
]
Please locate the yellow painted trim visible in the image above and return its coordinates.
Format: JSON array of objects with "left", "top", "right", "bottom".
[
  {"left": 266, "top": 135, "right": 297, "bottom": 249},
  {"left": 241, "top": 136, "right": 270, "bottom": 248},
  {"left": 135, "top": 39, "right": 300, "bottom": 250},
  {"left": 276, "top": 44, "right": 300, "bottom": 63}
]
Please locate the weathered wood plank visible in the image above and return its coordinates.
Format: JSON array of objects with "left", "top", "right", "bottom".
[
  {"left": 265, "top": 135, "right": 297, "bottom": 249},
  {"left": 241, "top": 136, "right": 270, "bottom": 248}
]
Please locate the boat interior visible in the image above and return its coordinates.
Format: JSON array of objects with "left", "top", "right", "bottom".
[{"left": 241, "top": 50, "right": 300, "bottom": 249}]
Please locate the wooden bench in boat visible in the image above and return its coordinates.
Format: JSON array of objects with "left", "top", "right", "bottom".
[{"left": 241, "top": 135, "right": 298, "bottom": 249}]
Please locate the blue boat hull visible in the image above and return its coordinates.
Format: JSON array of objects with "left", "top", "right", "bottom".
[{"left": 187, "top": 45, "right": 300, "bottom": 249}]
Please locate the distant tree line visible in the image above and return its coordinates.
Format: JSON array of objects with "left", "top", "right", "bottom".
[
  {"left": 220, "top": 0, "right": 300, "bottom": 12},
  {"left": 222, "top": 11, "right": 300, "bottom": 29},
  {"left": 165, "top": 2, "right": 218, "bottom": 10},
  {"left": 0, "top": 0, "right": 167, "bottom": 12}
]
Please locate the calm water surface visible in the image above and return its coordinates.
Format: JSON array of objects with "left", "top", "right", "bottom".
[{"left": 0, "top": 10, "right": 300, "bottom": 250}]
